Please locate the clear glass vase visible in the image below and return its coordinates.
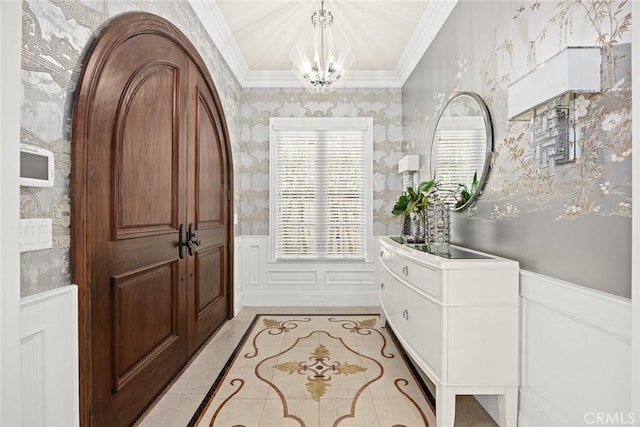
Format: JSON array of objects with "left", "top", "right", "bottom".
[
  {"left": 400, "top": 211, "right": 425, "bottom": 243},
  {"left": 425, "top": 200, "right": 451, "bottom": 251}
]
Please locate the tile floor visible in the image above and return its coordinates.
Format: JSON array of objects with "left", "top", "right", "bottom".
[{"left": 136, "top": 307, "right": 497, "bottom": 427}]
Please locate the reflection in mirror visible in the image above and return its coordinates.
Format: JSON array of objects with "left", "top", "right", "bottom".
[{"left": 430, "top": 92, "right": 493, "bottom": 211}]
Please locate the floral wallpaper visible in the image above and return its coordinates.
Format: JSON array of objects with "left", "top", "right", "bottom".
[
  {"left": 239, "top": 88, "right": 403, "bottom": 237},
  {"left": 403, "top": 0, "right": 632, "bottom": 297},
  {"left": 19, "top": 0, "right": 242, "bottom": 297}
]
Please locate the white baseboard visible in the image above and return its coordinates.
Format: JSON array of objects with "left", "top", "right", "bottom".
[
  {"left": 475, "top": 395, "right": 501, "bottom": 425},
  {"left": 21, "top": 285, "right": 79, "bottom": 427},
  {"left": 234, "top": 289, "right": 245, "bottom": 315}
]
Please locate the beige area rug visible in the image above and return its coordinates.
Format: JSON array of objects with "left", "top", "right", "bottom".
[{"left": 189, "top": 314, "right": 436, "bottom": 427}]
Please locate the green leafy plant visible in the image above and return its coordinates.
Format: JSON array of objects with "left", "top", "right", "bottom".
[
  {"left": 392, "top": 179, "right": 439, "bottom": 217},
  {"left": 454, "top": 171, "right": 479, "bottom": 208}
]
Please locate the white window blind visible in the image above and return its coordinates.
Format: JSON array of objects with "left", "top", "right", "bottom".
[
  {"left": 433, "top": 116, "right": 487, "bottom": 195},
  {"left": 270, "top": 118, "right": 372, "bottom": 261}
]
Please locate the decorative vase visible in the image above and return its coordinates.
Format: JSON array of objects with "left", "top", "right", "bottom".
[
  {"left": 401, "top": 211, "right": 425, "bottom": 243},
  {"left": 425, "top": 200, "right": 450, "bottom": 250}
]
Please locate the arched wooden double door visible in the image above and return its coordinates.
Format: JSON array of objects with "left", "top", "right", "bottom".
[{"left": 72, "top": 13, "right": 233, "bottom": 427}]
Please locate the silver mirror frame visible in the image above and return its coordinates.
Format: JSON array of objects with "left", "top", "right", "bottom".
[{"left": 430, "top": 92, "right": 493, "bottom": 211}]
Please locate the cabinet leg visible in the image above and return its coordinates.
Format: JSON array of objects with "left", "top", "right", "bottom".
[
  {"left": 379, "top": 309, "right": 387, "bottom": 326},
  {"left": 436, "top": 386, "right": 456, "bottom": 427},
  {"left": 498, "top": 387, "right": 519, "bottom": 427}
]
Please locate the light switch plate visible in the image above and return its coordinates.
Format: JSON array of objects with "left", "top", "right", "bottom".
[{"left": 20, "top": 218, "right": 52, "bottom": 252}]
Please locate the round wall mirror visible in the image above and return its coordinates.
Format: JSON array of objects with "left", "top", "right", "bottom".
[{"left": 430, "top": 92, "right": 493, "bottom": 211}]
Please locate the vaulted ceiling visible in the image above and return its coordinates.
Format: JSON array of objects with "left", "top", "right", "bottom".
[{"left": 187, "top": 0, "right": 458, "bottom": 88}]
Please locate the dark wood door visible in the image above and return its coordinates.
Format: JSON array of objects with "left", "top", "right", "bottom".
[
  {"left": 72, "top": 13, "right": 233, "bottom": 427},
  {"left": 186, "top": 64, "right": 230, "bottom": 354},
  {"left": 88, "top": 31, "right": 189, "bottom": 427}
]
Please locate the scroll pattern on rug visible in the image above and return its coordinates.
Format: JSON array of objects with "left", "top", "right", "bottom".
[{"left": 190, "top": 315, "right": 434, "bottom": 427}]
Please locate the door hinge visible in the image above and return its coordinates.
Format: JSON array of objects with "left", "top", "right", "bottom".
[{"left": 228, "top": 190, "right": 231, "bottom": 201}]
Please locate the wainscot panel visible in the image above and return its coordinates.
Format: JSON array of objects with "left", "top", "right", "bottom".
[
  {"left": 238, "top": 236, "right": 378, "bottom": 307},
  {"left": 234, "top": 237, "right": 243, "bottom": 316},
  {"left": 21, "top": 285, "right": 79, "bottom": 426},
  {"left": 515, "top": 271, "right": 631, "bottom": 427}
]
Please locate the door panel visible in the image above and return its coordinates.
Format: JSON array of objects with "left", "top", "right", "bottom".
[
  {"left": 187, "top": 69, "right": 229, "bottom": 355},
  {"left": 112, "top": 261, "right": 177, "bottom": 388},
  {"left": 89, "top": 32, "right": 189, "bottom": 427},
  {"left": 195, "top": 246, "right": 224, "bottom": 316},
  {"left": 116, "top": 65, "right": 177, "bottom": 233},
  {"left": 196, "top": 92, "right": 223, "bottom": 224}
]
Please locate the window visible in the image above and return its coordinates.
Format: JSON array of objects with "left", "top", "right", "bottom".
[{"left": 269, "top": 117, "right": 373, "bottom": 261}]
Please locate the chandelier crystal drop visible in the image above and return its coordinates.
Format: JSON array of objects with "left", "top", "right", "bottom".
[{"left": 290, "top": 0, "right": 355, "bottom": 93}]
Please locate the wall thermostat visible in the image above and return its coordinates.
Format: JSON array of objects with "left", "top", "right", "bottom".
[{"left": 20, "top": 144, "right": 54, "bottom": 187}]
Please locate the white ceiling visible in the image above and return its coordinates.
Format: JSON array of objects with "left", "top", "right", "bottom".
[{"left": 187, "top": 0, "right": 458, "bottom": 88}]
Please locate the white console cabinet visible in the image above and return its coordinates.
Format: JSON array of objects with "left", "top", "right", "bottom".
[{"left": 378, "top": 237, "right": 520, "bottom": 427}]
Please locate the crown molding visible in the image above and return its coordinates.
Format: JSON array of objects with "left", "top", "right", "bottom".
[
  {"left": 242, "top": 70, "right": 404, "bottom": 89},
  {"left": 188, "top": 0, "right": 458, "bottom": 89},
  {"left": 188, "top": 0, "right": 251, "bottom": 85},
  {"left": 394, "top": 0, "right": 459, "bottom": 85}
]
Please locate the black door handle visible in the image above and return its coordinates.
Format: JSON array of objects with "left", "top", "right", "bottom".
[
  {"left": 187, "top": 223, "right": 201, "bottom": 256},
  {"left": 178, "top": 224, "right": 188, "bottom": 259}
]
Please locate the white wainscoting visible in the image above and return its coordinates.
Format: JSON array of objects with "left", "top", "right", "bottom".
[
  {"left": 21, "top": 285, "right": 79, "bottom": 427},
  {"left": 234, "top": 240, "right": 633, "bottom": 425},
  {"left": 237, "top": 236, "right": 379, "bottom": 307},
  {"left": 515, "top": 270, "right": 632, "bottom": 427},
  {"left": 233, "top": 237, "right": 244, "bottom": 316}
]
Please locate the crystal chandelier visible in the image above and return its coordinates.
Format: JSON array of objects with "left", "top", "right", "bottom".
[{"left": 290, "top": 0, "right": 355, "bottom": 93}]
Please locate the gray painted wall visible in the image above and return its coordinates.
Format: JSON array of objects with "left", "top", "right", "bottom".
[{"left": 403, "top": 0, "right": 632, "bottom": 297}]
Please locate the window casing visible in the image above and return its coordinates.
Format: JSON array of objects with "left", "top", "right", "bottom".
[{"left": 269, "top": 117, "right": 373, "bottom": 261}]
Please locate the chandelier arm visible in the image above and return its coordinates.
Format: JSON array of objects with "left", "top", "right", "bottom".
[
  {"left": 292, "top": 0, "right": 352, "bottom": 93},
  {"left": 319, "top": 26, "right": 325, "bottom": 80}
]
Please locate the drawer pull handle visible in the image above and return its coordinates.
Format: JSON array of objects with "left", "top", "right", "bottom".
[
  {"left": 380, "top": 282, "right": 385, "bottom": 290},
  {"left": 402, "top": 266, "right": 409, "bottom": 276},
  {"left": 402, "top": 309, "right": 409, "bottom": 320},
  {"left": 380, "top": 250, "right": 384, "bottom": 259}
]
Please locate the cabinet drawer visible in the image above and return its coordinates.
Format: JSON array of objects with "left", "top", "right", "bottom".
[
  {"left": 380, "top": 247, "right": 441, "bottom": 299},
  {"left": 403, "top": 284, "right": 442, "bottom": 376},
  {"left": 379, "top": 269, "right": 402, "bottom": 330},
  {"left": 380, "top": 270, "right": 442, "bottom": 376}
]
